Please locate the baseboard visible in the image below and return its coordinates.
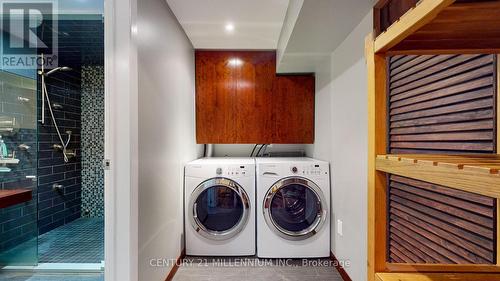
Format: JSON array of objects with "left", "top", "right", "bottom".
[
  {"left": 330, "top": 252, "right": 352, "bottom": 281},
  {"left": 164, "top": 249, "right": 186, "bottom": 281}
]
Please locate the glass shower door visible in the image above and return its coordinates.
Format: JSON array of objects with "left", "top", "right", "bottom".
[{"left": 0, "top": 68, "right": 39, "bottom": 266}]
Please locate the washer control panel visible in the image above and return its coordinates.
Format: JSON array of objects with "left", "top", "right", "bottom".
[{"left": 215, "top": 165, "right": 249, "bottom": 176}]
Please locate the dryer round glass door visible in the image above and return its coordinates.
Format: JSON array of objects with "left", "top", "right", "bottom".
[
  {"left": 189, "top": 178, "right": 250, "bottom": 240},
  {"left": 263, "top": 177, "right": 327, "bottom": 241}
]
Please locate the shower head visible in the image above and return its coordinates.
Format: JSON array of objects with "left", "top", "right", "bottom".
[{"left": 43, "top": 66, "right": 73, "bottom": 76}]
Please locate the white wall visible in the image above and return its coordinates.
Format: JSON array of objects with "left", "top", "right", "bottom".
[
  {"left": 306, "top": 11, "right": 372, "bottom": 281},
  {"left": 213, "top": 144, "right": 306, "bottom": 157},
  {"left": 137, "top": 0, "right": 202, "bottom": 280}
]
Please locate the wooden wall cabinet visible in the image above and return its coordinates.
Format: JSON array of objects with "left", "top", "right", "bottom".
[
  {"left": 274, "top": 75, "right": 314, "bottom": 143},
  {"left": 195, "top": 50, "right": 314, "bottom": 144}
]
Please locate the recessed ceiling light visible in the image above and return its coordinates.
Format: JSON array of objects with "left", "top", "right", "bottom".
[{"left": 225, "top": 23, "right": 235, "bottom": 32}]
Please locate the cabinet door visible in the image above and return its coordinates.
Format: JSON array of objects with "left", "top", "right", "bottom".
[
  {"left": 195, "top": 51, "right": 315, "bottom": 144},
  {"left": 195, "top": 51, "right": 275, "bottom": 143},
  {"left": 274, "top": 75, "right": 315, "bottom": 144},
  {"left": 233, "top": 52, "right": 275, "bottom": 143}
]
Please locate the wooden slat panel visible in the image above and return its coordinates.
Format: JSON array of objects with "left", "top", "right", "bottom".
[
  {"left": 390, "top": 54, "right": 490, "bottom": 90},
  {"left": 391, "top": 181, "right": 492, "bottom": 216},
  {"left": 391, "top": 87, "right": 493, "bottom": 114},
  {"left": 391, "top": 194, "right": 493, "bottom": 237},
  {"left": 390, "top": 64, "right": 494, "bottom": 98},
  {"left": 391, "top": 208, "right": 494, "bottom": 262},
  {"left": 388, "top": 175, "right": 496, "bottom": 265},
  {"left": 391, "top": 175, "right": 494, "bottom": 206},
  {"left": 390, "top": 98, "right": 493, "bottom": 122},
  {"left": 390, "top": 54, "right": 460, "bottom": 86},
  {"left": 390, "top": 233, "right": 436, "bottom": 263},
  {"left": 391, "top": 55, "right": 435, "bottom": 76},
  {"left": 391, "top": 189, "right": 493, "bottom": 228},
  {"left": 391, "top": 226, "right": 453, "bottom": 263},
  {"left": 390, "top": 240, "right": 419, "bottom": 263},
  {"left": 390, "top": 131, "right": 494, "bottom": 142},
  {"left": 390, "top": 108, "right": 494, "bottom": 128},
  {"left": 390, "top": 55, "right": 418, "bottom": 70},
  {"left": 391, "top": 202, "right": 494, "bottom": 250},
  {"left": 391, "top": 220, "right": 471, "bottom": 264},
  {"left": 388, "top": 54, "right": 496, "bottom": 154},
  {"left": 390, "top": 120, "right": 494, "bottom": 135}
]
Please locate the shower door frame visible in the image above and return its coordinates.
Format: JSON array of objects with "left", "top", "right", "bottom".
[{"left": 104, "top": 0, "right": 139, "bottom": 280}]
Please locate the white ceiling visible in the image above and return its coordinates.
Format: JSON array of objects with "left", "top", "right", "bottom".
[
  {"left": 166, "top": 0, "right": 290, "bottom": 49},
  {"left": 285, "top": 0, "right": 373, "bottom": 53},
  {"left": 277, "top": 0, "right": 373, "bottom": 73}
]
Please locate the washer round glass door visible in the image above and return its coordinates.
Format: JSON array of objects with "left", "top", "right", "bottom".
[
  {"left": 189, "top": 178, "right": 250, "bottom": 240},
  {"left": 263, "top": 177, "right": 327, "bottom": 240}
]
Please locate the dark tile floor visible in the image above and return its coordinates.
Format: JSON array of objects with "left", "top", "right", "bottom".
[
  {"left": 173, "top": 257, "right": 344, "bottom": 281},
  {"left": 38, "top": 218, "right": 104, "bottom": 263},
  {"left": 0, "top": 218, "right": 104, "bottom": 264}
]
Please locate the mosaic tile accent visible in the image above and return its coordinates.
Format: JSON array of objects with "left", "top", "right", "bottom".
[{"left": 81, "top": 66, "right": 104, "bottom": 218}]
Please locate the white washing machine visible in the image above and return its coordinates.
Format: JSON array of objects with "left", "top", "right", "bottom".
[
  {"left": 184, "top": 158, "right": 255, "bottom": 256},
  {"left": 256, "top": 158, "right": 330, "bottom": 258}
]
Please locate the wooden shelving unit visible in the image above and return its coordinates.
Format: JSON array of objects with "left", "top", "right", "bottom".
[
  {"left": 367, "top": 0, "right": 500, "bottom": 280},
  {"left": 376, "top": 272, "right": 500, "bottom": 281},
  {"left": 375, "top": 0, "right": 500, "bottom": 54},
  {"left": 376, "top": 154, "right": 500, "bottom": 198}
]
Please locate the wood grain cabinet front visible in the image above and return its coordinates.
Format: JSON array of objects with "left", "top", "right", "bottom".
[
  {"left": 195, "top": 50, "right": 314, "bottom": 144},
  {"left": 274, "top": 75, "right": 314, "bottom": 144}
]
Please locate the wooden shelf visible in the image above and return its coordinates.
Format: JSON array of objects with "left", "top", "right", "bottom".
[
  {"left": 376, "top": 272, "right": 500, "bottom": 281},
  {"left": 374, "top": 0, "right": 500, "bottom": 54},
  {"left": 374, "top": 0, "right": 454, "bottom": 53},
  {"left": 0, "top": 189, "right": 32, "bottom": 209},
  {"left": 376, "top": 154, "right": 500, "bottom": 198}
]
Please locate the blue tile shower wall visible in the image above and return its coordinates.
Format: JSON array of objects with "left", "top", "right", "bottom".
[
  {"left": 36, "top": 16, "right": 104, "bottom": 234},
  {"left": 0, "top": 71, "right": 38, "bottom": 252},
  {"left": 37, "top": 71, "right": 83, "bottom": 235},
  {"left": 0, "top": 17, "right": 104, "bottom": 253}
]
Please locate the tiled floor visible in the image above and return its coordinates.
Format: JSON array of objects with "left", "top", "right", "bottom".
[
  {"left": 0, "top": 218, "right": 104, "bottom": 264},
  {"left": 0, "top": 272, "right": 103, "bottom": 281},
  {"left": 173, "top": 257, "right": 344, "bottom": 281},
  {"left": 38, "top": 218, "right": 104, "bottom": 263}
]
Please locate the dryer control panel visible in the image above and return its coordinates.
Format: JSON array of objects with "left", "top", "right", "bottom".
[
  {"left": 259, "top": 161, "right": 329, "bottom": 177},
  {"left": 292, "top": 163, "right": 328, "bottom": 176}
]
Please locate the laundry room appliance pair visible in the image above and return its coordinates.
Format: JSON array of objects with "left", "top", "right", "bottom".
[{"left": 184, "top": 157, "right": 330, "bottom": 258}]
